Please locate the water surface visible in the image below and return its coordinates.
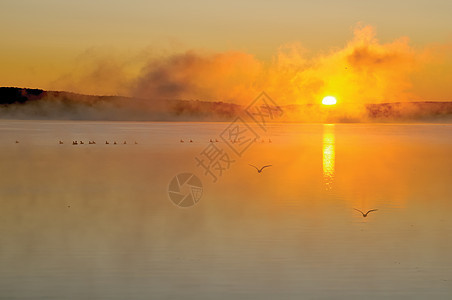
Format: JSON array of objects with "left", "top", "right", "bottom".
[{"left": 0, "top": 120, "right": 451, "bottom": 299}]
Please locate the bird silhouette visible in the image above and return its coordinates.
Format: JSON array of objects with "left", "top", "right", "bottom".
[
  {"left": 354, "top": 208, "right": 378, "bottom": 217},
  {"left": 249, "top": 164, "right": 272, "bottom": 173}
]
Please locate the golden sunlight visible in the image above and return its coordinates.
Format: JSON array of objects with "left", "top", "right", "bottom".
[
  {"left": 322, "top": 96, "right": 337, "bottom": 105},
  {"left": 323, "top": 124, "right": 335, "bottom": 190}
]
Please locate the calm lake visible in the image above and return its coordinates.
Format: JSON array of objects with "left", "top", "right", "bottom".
[{"left": 0, "top": 120, "right": 451, "bottom": 299}]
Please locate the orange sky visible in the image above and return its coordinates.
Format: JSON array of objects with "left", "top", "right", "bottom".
[{"left": 0, "top": 0, "right": 451, "bottom": 104}]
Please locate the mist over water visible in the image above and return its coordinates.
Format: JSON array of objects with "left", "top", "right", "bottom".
[{"left": 0, "top": 120, "right": 451, "bottom": 299}]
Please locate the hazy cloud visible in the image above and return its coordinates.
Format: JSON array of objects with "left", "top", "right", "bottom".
[{"left": 47, "top": 24, "right": 451, "bottom": 119}]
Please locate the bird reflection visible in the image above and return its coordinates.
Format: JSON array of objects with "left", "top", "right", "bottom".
[{"left": 323, "top": 124, "right": 335, "bottom": 190}]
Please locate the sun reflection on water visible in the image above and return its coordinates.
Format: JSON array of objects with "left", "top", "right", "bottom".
[{"left": 323, "top": 124, "right": 335, "bottom": 190}]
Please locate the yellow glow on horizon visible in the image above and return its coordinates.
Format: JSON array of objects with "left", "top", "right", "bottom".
[{"left": 322, "top": 96, "right": 337, "bottom": 105}]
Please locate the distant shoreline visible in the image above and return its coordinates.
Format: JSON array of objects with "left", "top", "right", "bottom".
[{"left": 1, "top": 87, "right": 452, "bottom": 123}]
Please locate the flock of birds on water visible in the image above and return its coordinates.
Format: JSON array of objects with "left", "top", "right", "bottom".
[
  {"left": 69, "top": 140, "right": 139, "bottom": 145},
  {"left": 14, "top": 138, "right": 273, "bottom": 144},
  {"left": 13, "top": 139, "right": 376, "bottom": 218},
  {"left": 14, "top": 140, "right": 139, "bottom": 145},
  {"left": 179, "top": 138, "right": 272, "bottom": 143}
]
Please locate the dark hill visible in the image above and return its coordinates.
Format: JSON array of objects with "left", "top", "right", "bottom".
[{"left": 1, "top": 87, "right": 451, "bottom": 122}]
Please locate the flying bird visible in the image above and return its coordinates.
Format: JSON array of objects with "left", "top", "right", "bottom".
[
  {"left": 249, "top": 164, "right": 272, "bottom": 173},
  {"left": 354, "top": 208, "right": 378, "bottom": 217}
]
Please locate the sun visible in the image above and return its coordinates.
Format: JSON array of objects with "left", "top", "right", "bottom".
[{"left": 322, "top": 96, "right": 337, "bottom": 105}]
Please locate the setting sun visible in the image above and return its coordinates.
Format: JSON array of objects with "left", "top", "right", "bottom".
[{"left": 322, "top": 96, "right": 337, "bottom": 105}]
